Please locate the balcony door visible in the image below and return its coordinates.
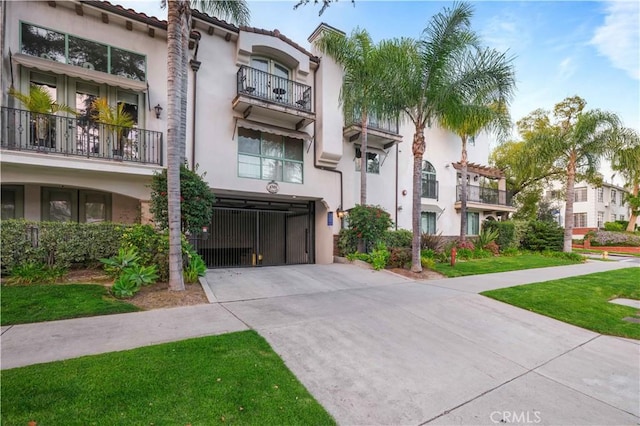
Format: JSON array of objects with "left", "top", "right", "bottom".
[{"left": 251, "top": 57, "right": 290, "bottom": 103}]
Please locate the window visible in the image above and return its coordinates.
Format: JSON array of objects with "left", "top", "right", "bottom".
[
  {"left": 21, "top": 22, "right": 146, "bottom": 81},
  {"left": 1, "top": 186, "right": 25, "bottom": 220},
  {"left": 597, "top": 211, "right": 604, "bottom": 228},
  {"left": 597, "top": 187, "right": 604, "bottom": 203},
  {"left": 238, "top": 128, "right": 303, "bottom": 183},
  {"left": 611, "top": 189, "right": 617, "bottom": 205},
  {"left": 573, "top": 213, "right": 587, "bottom": 228},
  {"left": 619, "top": 215, "right": 624, "bottom": 221},
  {"left": 250, "top": 57, "right": 290, "bottom": 100},
  {"left": 466, "top": 212, "right": 480, "bottom": 235},
  {"left": 611, "top": 214, "right": 616, "bottom": 221},
  {"left": 355, "top": 148, "right": 380, "bottom": 174},
  {"left": 574, "top": 188, "right": 587, "bottom": 202},
  {"left": 42, "top": 187, "right": 111, "bottom": 222},
  {"left": 421, "top": 161, "right": 437, "bottom": 199},
  {"left": 421, "top": 212, "right": 436, "bottom": 235}
]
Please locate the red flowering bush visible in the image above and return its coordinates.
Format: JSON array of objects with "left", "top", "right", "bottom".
[
  {"left": 457, "top": 240, "right": 475, "bottom": 250},
  {"left": 342, "top": 205, "right": 393, "bottom": 253}
]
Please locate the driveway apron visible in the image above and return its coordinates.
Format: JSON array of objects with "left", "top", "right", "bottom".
[{"left": 206, "top": 264, "right": 639, "bottom": 425}]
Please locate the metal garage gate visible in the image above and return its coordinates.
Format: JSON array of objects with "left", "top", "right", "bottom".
[{"left": 192, "top": 200, "right": 314, "bottom": 268}]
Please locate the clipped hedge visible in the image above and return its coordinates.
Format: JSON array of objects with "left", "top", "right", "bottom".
[
  {"left": 482, "top": 220, "right": 516, "bottom": 250},
  {"left": 1, "top": 220, "right": 125, "bottom": 272},
  {"left": 587, "top": 230, "right": 640, "bottom": 247},
  {"left": 521, "top": 220, "right": 563, "bottom": 252},
  {"left": 383, "top": 229, "right": 413, "bottom": 248}
]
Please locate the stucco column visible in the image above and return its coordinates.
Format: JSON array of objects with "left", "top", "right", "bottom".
[{"left": 498, "top": 177, "right": 507, "bottom": 205}]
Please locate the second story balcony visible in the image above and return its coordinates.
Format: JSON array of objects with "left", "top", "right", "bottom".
[
  {"left": 456, "top": 184, "right": 515, "bottom": 211},
  {"left": 233, "top": 66, "right": 315, "bottom": 129},
  {"left": 344, "top": 111, "right": 402, "bottom": 148},
  {"left": 1, "top": 106, "right": 163, "bottom": 166}
]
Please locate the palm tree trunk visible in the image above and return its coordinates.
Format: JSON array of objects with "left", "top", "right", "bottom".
[
  {"left": 459, "top": 135, "right": 468, "bottom": 243},
  {"left": 563, "top": 158, "right": 576, "bottom": 253},
  {"left": 179, "top": 5, "right": 190, "bottom": 165},
  {"left": 626, "top": 182, "right": 639, "bottom": 232},
  {"left": 411, "top": 125, "right": 425, "bottom": 272},
  {"left": 166, "top": 0, "right": 185, "bottom": 291}
]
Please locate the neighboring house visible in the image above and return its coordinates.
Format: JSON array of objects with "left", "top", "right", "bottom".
[
  {"left": 0, "top": 2, "right": 515, "bottom": 268},
  {"left": 545, "top": 181, "right": 636, "bottom": 234}
]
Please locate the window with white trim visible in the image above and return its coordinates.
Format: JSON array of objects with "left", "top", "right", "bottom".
[
  {"left": 574, "top": 187, "right": 587, "bottom": 202},
  {"left": 238, "top": 127, "right": 303, "bottom": 183},
  {"left": 597, "top": 187, "right": 604, "bottom": 203},
  {"left": 355, "top": 148, "right": 380, "bottom": 174},
  {"left": 421, "top": 211, "right": 436, "bottom": 235},
  {"left": 466, "top": 212, "right": 480, "bottom": 235},
  {"left": 573, "top": 213, "right": 587, "bottom": 227},
  {"left": 1, "top": 185, "right": 25, "bottom": 220},
  {"left": 597, "top": 211, "right": 604, "bottom": 228},
  {"left": 611, "top": 189, "right": 617, "bottom": 205}
]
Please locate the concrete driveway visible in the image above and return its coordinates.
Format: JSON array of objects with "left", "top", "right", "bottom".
[{"left": 205, "top": 264, "right": 639, "bottom": 425}]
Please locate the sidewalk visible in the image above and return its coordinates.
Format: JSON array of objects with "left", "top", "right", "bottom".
[{"left": 1, "top": 260, "right": 636, "bottom": 370}]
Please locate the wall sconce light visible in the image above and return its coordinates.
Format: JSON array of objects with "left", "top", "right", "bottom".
[
  {"left": 154, "top": 103, "right": 163, "bottom": 119},
  {"left": 336, "top": 207, "right": 345, "bottom": 219},
  {"left": 402, "top": 189, "right": 407, "bottom": 196},
  {"left": 473, "top": 175, "right": 479, "bottom": 182}
]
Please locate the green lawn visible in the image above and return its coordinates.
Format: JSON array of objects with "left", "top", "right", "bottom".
[
  {"left": 573, "top": 248, "right": 640, "bottom": 258},
  {"left": 1, "top": 331, "right": 335, "bottom": 425},
  {"left": 1, "top": 284, "right": 140, "bottom": 326},
  {"left": 482, "top": 268, "right": 640, "bottom": 339},
  {"left": 432, "top": 253, "right": 584, "bottom": 277}
]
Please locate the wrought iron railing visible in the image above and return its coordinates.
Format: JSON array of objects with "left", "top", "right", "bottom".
[
  {"left": 456, "top": 185, "right": 514, "bottom": 207},
  {"left": 1, "top": 106, "right": 163, "bottom": 165},
  {"left": 422, "top": 179, "right": 438, "bottom": 200},
  {"left": 345, "top": 111, "right": 399, "bottom": 134},
  {"left": 237, "top": 66, "right": 312, "bottom": 113}
]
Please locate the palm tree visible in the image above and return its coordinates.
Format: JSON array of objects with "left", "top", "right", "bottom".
[
  {"left": 609, "top": 131, "right": 640, "bottom": 231},
  {"left": 91, "top": 97, "right": 135, "bottom": 156},
  {"left": 440, "top": 97, "right": 513, "bottom": 243},
  {"left": 165, "top": 0, "right": 249, "bottom": 291},
  {"left": 386, "top": 2, "right": 515, "bottom": 271},
  {"left": 314, "top": 28, "right": 398, "bottom": 206},
  {"left": 9, "top": 84, "right": 76, "bottom": 145},
  {"left": 520, "top": 96, "right": 625, "bottom": 252}
]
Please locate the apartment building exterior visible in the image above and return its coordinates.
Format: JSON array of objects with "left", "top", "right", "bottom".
[
  {"left": 546, "top": 181, "right": 636, "bottom": 234},
  {"left": 1, "top": 0, "right": 516, "bottom": 268}
]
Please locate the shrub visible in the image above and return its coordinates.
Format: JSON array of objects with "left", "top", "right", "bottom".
[
  {"left": 6, "top": 262, "right": 66, "bottom": 285},
  {"left": 542, "top": 250, "right": 586, "bottom": 262},
  {"left": 588, "top": 230, "right": 640, "bottom": 247},
  {"left": 383, "top": 229, "right": 412, "bottom": 248},
  {"left": 421, "top": 256, "right": 435, "bottom": 270},
  {"left": 501, "top": 247, "right": 520, "bottom": 257},
  {"left": 420, "top": 249, "right": 436, "bottom": 259},
  {"left": 484, "top": 241, "right": 500, "bottom": 256},
  {"left": 120, "top": 225, "right": 160, "bottom": 267},
  {"left": 482, "top": 220, "right": 516, "bottom": 250},
  {"left": 521, "top": 221, "right": 563, "bottom": 252},
  {"left": 387, "top": 247, "right": 412, "bottom": 269},
  {"left": 184, "top": 247, "right": 207, "bottom": 284},
  {"left": 457, "top": 248, "right": 474, "bottom": 260},
  {"left": 346, "top": 252, "right": 369, "bottom": 262},
  {"left": 347, "top": 205, "right": 393, "bottom": 252},
  {"left": 472, "top": 248, "right": 493, "bottom": 259},
  {"left": 512, "top": 220, "right": 528, "bottom": 249},
  {"left": 435, "top": 250, "right": 450, "bottom": 264},
  {"left": 100, "top": 247, "right": 141, "bottom": 278},
  {"left": 475, "top": 228, "right": 499, "bottom": 250},
  {"left": 338, "top": 228, "right": 358, "bottom": 256},
  {"left": 0, "top": 220, "right": 124, "bottom": 272},
  {"left": 369, "top": 243, "right": 390, "bottom": 270},
  {"left": 420, "top": 233, "right": 445, "bottom": 252},
  {"left": 150, "top": 164, "right": 216, "bottom": 234},
  {"left": 121, "top": 264, "right": 159, "bottom": 288},
  {"left": 111, "top": 275, "right": 140, "bottom": 298},
  {"left": 457, "top": 240, "right": 475, "bottom": 250},
  {"left": 603, "top": 221, "right": 625, "bottom": 232}
]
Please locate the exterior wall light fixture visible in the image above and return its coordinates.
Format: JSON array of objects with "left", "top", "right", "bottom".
[{"left": 154, "top": 104, "right": 163, "bottom": 119}]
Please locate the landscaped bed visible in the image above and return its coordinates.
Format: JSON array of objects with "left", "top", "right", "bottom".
[
  {"left": 482, "top": 268, "right": 640, "bottom": 339},
  {"left": 431, "top": 253, "right": 584, "bottom": 278},
  {"left": 1, "top": 331, "right": 336, "bottom": 425}
]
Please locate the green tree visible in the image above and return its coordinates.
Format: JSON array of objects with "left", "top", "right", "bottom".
[
  {"left": 519, "top": 96, "right": 625, "bottom": 252},
  {"left": 440, "top": 99, "right": 513, "bottom": 242},
  {"left": 314, "top": 28, "right": 398, "bottom": 206},
  {"left": 165, "top": 0, "right": 249, "bottom": 291},
  {"left": 386, "top": 2, "right": 515, "bottom": 271},
  {"left": 609, "top": 131, "right": 640, "bottom": 231},
  {"left": 150, "top": 164, "right": 216, "bottom": 234}
]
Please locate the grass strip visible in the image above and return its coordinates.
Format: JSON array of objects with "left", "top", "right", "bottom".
[
  {"left": 1, "top": 284, "right": 140, "bottom": 325},
  {"left": 482, "top": 268, "right": 640, "bottom": 339},
  {"left": 1, "top": 331, "right": 335, "bottom": 425},
  {"left": 432, "top": 253, "right": 582, "bottom": 277}
]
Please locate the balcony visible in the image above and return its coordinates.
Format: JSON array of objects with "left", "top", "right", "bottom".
[
  {"left": 456, "top": 184, "right": 515, "bottom": 212},
  {"left": 344, "top": 111, "right": 402, "bottom": 148},
  {"left": 232, "top": 66, "right": 315, "bottom": 129},
  {"left": 422, "top": 179, "right": 439, "bottom": 200},
  {"left": 1, "top": 107, "right": 163, "bottom": 165}
]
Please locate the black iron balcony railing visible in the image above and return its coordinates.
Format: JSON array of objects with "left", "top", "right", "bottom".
[
  {"left": 456, "top": 185, "right": 514, "bottom": 207},
  {"left": 237, "top": 65, "right": 312, "bottom": 113},
  {"left": 421, "top": 179, "right": 439, "bottom": 200},
  {"left": 1, "top": 107, "right": 163, "bottom": 165},
  {"left": 345, "top": 111, "right": 399, "bottom": 134}
]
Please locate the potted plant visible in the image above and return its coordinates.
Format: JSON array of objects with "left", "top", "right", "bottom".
[
  {"left": 9, "top": 84, "right": 76, "bottom": 149},
  {"left": 91, "top": 97, "right": 135, "bottom": 158}
]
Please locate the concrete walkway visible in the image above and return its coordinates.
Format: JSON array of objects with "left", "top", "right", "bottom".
[{"left": 2, "top": 261, "right": 638, "bottom": 425}]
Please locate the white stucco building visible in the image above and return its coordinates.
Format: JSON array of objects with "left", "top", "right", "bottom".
[{"left": 1, "top": 1, "right": 515, "bottom": 268}]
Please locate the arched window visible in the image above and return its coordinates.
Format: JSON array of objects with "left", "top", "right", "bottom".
[{"left": 421, "top": 161, "right": 437, "bottom": 199}]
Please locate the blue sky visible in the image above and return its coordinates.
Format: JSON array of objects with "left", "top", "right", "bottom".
[{"left": 119, "top": 0, "right": 639, "bottom": 136}]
